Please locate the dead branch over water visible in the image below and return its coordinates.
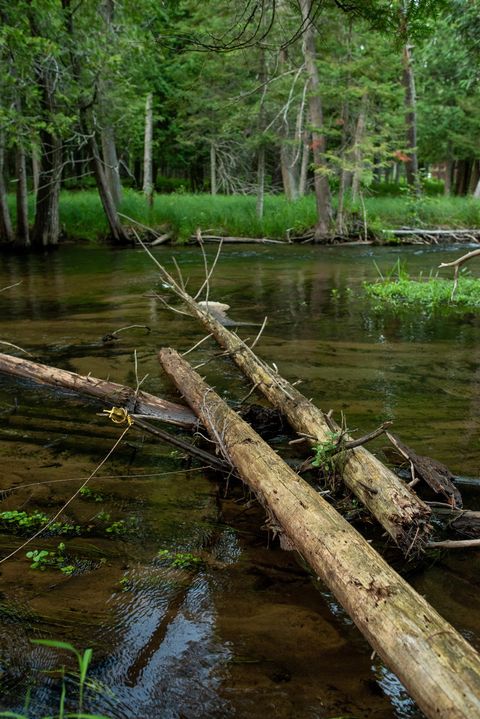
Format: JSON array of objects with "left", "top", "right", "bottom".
[{"left": 159, "top": 346, "right": 480, "bottom": 719}]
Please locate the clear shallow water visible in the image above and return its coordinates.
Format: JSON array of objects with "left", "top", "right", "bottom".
[{"left": 0, "top": 243, "right": 479, "bottom": 718}]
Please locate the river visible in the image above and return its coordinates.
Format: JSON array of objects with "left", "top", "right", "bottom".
[{"left": 0, "top": 243, "right": 479, "bottom": 718}]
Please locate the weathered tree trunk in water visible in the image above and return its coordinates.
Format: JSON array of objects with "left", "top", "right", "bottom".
[
  {"left": 173, "top": 294, "right": 431, "bottom": 553},
  {"left": 299, "top": 0, "right": 332, "bottom": 238},
  {"left": 159, "top": 347, "right": 480, "bottom": 719},
  {"left": 0, "top": 136, "right": 14, "bottom": 243},
  {"left": 0, "top": 352, "right": 196, "bottom": 429}
]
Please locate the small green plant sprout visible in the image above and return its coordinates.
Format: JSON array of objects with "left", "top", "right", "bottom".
[
  {"left": 311, "top": 426, "right": 349, "bottom": 488},
  {"left": 29, "top": 639, "right": 100, "bottom": 715},
  {"left": 157, "top": 549, "right": 203, "bottom": 570},
  {"left": 79, "top": 487, "right": 104, "bottom": 503},
  {"left": 26, "top": 543, "right": 76, "bottom": 575}
]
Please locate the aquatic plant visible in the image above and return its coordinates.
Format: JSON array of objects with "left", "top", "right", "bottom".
[
  {"left": 364, "top": 265, "right": 480, "bottom": 312},
  {"left": 0, "top": 640, "right": 110, "bottom": 719},
  {"left": 157, "top": 548, "right": 203, "bottom": 570},
  {"left": 0, "top": 510, "right": 81, "bottom": 536},
  {"left": 78, "top": 487, "right": 104, "bottom": 503},
  {"left": 26, "top": 543, "right": 75, "bottom": 575}
]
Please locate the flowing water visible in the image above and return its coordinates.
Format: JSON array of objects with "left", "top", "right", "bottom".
[{"left": 0, "top": 243, "right": 479, "bottom": 719}]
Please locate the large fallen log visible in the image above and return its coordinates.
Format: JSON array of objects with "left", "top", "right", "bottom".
[
  {"left": 173, "top": 297, "right": 431, "bottom": 554},
  {"left": 0, "top": 352, "right": 196, "bottom": 428},
  {"left": 159, "top": 347, "right": 480, "bottom": 719}
]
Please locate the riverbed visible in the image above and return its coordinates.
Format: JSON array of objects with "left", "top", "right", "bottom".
[{"left": 0, "top": 243, "right": 479, "bottom": 718}]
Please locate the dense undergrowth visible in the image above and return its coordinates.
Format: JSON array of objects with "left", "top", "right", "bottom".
[{"left": 7, "top": 190, "right": 480, "bottom": 243}]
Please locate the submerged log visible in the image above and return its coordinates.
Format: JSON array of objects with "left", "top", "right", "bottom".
[
  {"left": 0, "top": 352, "right": 196, "bottom": 428},
  {"left": 175, "top": 297, "right": 431, "bottom": 554},
  {"left": 159, "top": 347, "right": 480, "bottom": 719}
]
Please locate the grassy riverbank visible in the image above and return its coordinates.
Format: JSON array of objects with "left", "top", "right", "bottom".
[{"left": 9, "top": 190, "right": 480, "bottom": 242}]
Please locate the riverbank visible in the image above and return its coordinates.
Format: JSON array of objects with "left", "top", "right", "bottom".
[{"left": 6, "top": 190, "right": 480, "bottom": 244}]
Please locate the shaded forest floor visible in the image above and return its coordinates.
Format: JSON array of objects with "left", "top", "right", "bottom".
[{"left": 7, "top": 190, "right": 480, "bottom": 244}]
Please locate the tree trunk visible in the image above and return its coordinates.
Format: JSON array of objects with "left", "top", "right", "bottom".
[
  {"left": 256, "top": 145, "right": 265, "bottom": 219},
  {"left": 298, "top": 134, "right": 310, "bottom": 197},
  {"left": 299, "top": 0, "right": 332, "bottom": 238},
  {"left": 31, "top": 131, "right": 62, "bottom": 247},
  {"left": 469, "top": 159, "right": 480, "bottom": 195},
  {"left": 101, "top": 125, "right": 122, "bottom": 207},
  {"left": 90, "top": 132, "right": 130, "bottom": 244},
  {"left": 474, "top": 174, "right": 480, "bottom": 199},
  {"left": 31, "top": 147, "right": 40, "bottom": 198},
  {"left": 143, "top": 92, "right": 154, "bottom": 206},
  {"left": 210, "top": 142, "right": 217, "bottom": 196},
  {"left": 0, "top": 136, "right": 14, "bottom": 243},
  {"left": 351, "top": 94, "right": 368, "bottom": 203},
  {"left": 15, "top": 144, "right": 30, "bottom": 247},
  {"left": 0, "top": 352, "right": 196, "bottom": 429},
  {"left": 401, "top": 33, "right": 419, "bottom": 193},
  {"left": 445, "top": 158, "right": 453, "bottom": 195},
  {"left": 159, "top": 347, "right": 480, "bottom": 719}
]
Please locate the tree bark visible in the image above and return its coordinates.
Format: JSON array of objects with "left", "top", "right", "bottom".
[
  {"left": 256, "top": 145, "right": 265, "bottom": 219},
  {"left": 299, "top": 0, "right": 332, "bottom": 238},
  {"left": 143, "top": 92, "right": 154, "bottom": 206},
  {"left": 101, "top": 125, "right": 122, "bottom": 208},
  {"left": 210, "top": 142, "right": 217, "bottom": 195},
  {"left": 149, "top": 267, "right": 431, "bottom": 553},
  {"left": 90, "top": 132, "right": 130, "bottom": 244},
  {"left": 351, "top": 94, "right": 368, "bottom": 203},
  {"left": 401, "top": 27, "right": 419, "bottom": 194},
  {"left": 298, "top": 133, "right": 310, "bottom": 197},
  {"left": 0, "top": 136, "right": 14, "bottom": 243},
  {"left": 0, "top": 352, "right": 196, "bottom": 429},
  {"left": 31, "top": 129, "right": 62, "bottom": 247},
  {"left": 159, "top": 347, "right": 480, "bottom": 719},
  {"left": 15, "top": 144, "right": 30, "bottom": 247}
]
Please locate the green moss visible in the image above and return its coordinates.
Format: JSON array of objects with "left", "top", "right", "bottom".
[{"left": 365, "top": 276, "right": 480, "bottom": 312}]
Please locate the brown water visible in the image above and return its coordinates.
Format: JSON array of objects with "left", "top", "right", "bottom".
[{"left": 0, "top": 243, "right": 479, "bottom": 718}]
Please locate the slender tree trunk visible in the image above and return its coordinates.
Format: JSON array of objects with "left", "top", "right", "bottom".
[
  {"left": 101, "top": 125, "right": 122, "bottom": 207},
  {"left": 444, "top": 157, "right": 453, "bottom": 195},
  {"left": 474, "top": 175, "right": 480, "bottom": 199},
  {"left": 15, "top": 144, "right": 30, "bottom": 247},
  {"left": 298, "top": 133, "right": 310, "bottom": 197},
  {"left": 351, "top": 95, "right": 368, "bottom": 203},
  {"left": 468, "top": 159, "right": 479, "bottom": 195},
  {"left": 299, "top": 0, "right": 332, "bottom": 238},
  {"left": 210, "top": 142, "right": 217, "bottom": 196},
  {"left": 143, "top": 92, "right": 154, "bottom": 207},
  {"left": 31, "top": 147, "right": 40, "bottom": 198},
  {"left": 90, "top": 133, "right": 130, "bottom": 244},
  {"left": 256, "top": 145, "right": 265, "bottom": 219},
  {"left": 401, "top": 40, "right": 419, "bottom": 193},
  {"left": 0, "top": 136, "right": 14, "bottom": 244}
]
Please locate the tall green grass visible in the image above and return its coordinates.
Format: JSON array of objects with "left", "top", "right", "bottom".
[{"left": 7, "top": 190, "right": 480, "bottom": 243}]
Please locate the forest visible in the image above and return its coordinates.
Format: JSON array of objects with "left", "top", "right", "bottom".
[{"left": 0, "top": 0, "right": 480, "bottom": 246}]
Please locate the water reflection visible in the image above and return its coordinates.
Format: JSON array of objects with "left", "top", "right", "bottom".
[{"left": 0, "top": 243, "right": 479, "bottom": 718}]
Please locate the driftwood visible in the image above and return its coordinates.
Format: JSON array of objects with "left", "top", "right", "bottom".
[
  {"left": 430, "top": 506, "right": 480, "bottom": 538},
  {"left": 175, "top": 299, "right": 431, "bottom": 554},
  {"left": 0, "top": 352, "right": 197, "bottom": 429},
  {"left": 439, "top": 247, "right": 480, "bottom": 299},
  {"left": 134, "top": 242, "right": 432, "bottom": 553},
  {"left": 387, "top": 433, "right": 462, "bottom": 509},
  {"left": 159, "top": 347, "right": 480, "bottom": 719}
]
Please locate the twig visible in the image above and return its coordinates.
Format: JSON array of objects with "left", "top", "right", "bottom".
[
  {"left": 250, "top": 316, "right": 268, "bottom": 350},
  {"left": 343, "top": 421, "right": 393, "bottom": 451},
  {"left": 0, "top": 281, "right": 22, "bottom": 294},
  {"left": 439, "top": 248, "right": 480, "bottom": 301},
  {"left": 428, "top": 538, "right": 480, "bottom": 549},
  {"left": 0, "top": 425, "right": 131, "bottom": 565},
  {"left": 0, "top": 341, "right": 32, "bottom": 356},
  {"left": 193, "top": 239, "right": 224, "bottom": 302},
  {"left": 181, "top": 333, "right": 214, "bottom": 357}
]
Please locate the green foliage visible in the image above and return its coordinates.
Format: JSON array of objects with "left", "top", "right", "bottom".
[
  {"left": 365, "top": 266, "right": 480, "bottom": 312},
  {"left": 26, "top": 543, "right": 76, "bottom": 575},
  {"left": 0, "top": 510, "right": 81, "bottom": 536},
  {"left": 312, "top": 431, "right": 343, "bottom": 477},
  {"left": 157, "top": 548, "right": 203, "bottom": 570},
  {"left": 78, "top": 487, "right": 104, "bottom": 503},
  {"left": 94, "top": 512, "right": 138, "bottom": 537}
]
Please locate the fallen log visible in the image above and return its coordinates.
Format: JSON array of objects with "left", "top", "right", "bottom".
[
  {"left": 0, "top": 352, "right": 197, "bottom": 429},
  {"left": 190, "top": 234, "right": 289, "bottom": 245},
  {"left": 159, "top": 347, "right": 480, "bottom": 719},
  {"left": 175, "top": 299, "right": 431, "bottom": 554}
]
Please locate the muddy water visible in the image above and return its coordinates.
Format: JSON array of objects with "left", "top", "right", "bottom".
[{"left": 0, "top": 243, "right": 479, "bottom": 718}]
